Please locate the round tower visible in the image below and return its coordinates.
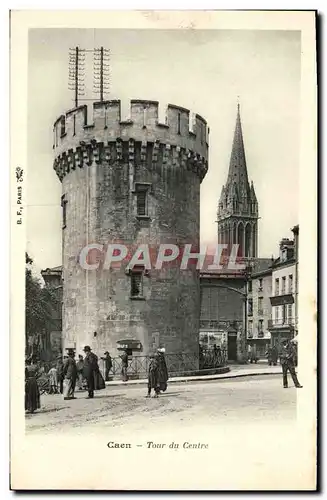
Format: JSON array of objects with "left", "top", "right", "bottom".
[{"left": 53, "top": 99, "right": 209, "bottom": 367}]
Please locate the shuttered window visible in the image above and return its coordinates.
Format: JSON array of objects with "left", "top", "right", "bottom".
[{"left": 131, "top": 272, "right": 143, "bottom": 297}]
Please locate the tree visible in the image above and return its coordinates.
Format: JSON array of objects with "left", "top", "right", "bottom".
[{"left": 25, "top": 253, "right": 59, "bottom": 358}]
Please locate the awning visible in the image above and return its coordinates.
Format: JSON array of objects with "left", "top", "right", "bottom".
[{"left": 116, "top": 339, "right": 143, "bottom": 351}]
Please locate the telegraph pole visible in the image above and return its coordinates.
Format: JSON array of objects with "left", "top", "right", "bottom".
[
  {"left": 68, "top": 47, "right": 85, "bottom": 107},
  {"left": 93, "top": 47, "right": 110, "bottom": 102}
]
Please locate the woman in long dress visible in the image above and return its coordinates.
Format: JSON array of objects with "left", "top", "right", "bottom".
[
  {"left": 157, "top": 348, "right": 169, "bottom": 392},
  {"left": 25, "top": 356, "right": 41, "bottom": 413}
]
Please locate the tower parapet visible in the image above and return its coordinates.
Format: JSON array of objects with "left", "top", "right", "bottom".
[{"left": 53, "top": 100, "right": 208, "bottom": 182}]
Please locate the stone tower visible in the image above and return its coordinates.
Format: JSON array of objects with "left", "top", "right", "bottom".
[
  {"left": 53, "top": 100, "right": 209, "bottom": 365},
  {"left": 217, "top": 104, "right": 258, "bottom": 257}
]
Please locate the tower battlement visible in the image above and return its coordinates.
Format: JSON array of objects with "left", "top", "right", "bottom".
[
  {"left": 53, "top": 99, "right": 209, "bottom": 183},
  {"left": 53, "top": 99, "right": 209, "bottom": 160}
]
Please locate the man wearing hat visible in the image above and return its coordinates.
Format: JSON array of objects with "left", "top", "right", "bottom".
[
  {"left": 82, "top": 345, "right": 99, "bottom": 398},
  {"left": 62, "top": 348, "right": 77, "bottom": 400},
  {"left": 102, "top": 351, "right": 112, "bottom": 382},
  {"left": 280, "top": 339, "right": 303, "bottom": 389}
]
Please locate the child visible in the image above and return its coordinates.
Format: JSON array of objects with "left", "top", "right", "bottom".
[
  {"left": 48, "top": 365, "right": 58, "bottom": 394},
  {"left": 146, "top": 354, "right": 160, "bottom": 398}
]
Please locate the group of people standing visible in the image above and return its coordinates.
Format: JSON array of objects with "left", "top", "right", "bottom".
[
  {"left": 57, "top": 345, "right": 106, "bottom": 400},
  {"left": 25, "top": 345, "right": 106, "bottom": 413},
  {"left": 25, "top": 345, "right": 170, "bottom": 414}
]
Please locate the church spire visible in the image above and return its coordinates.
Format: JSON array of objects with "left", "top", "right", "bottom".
[
  {"left": 217, "top": 101, "right": 259, "bottom": 258},
  {"left": 226, "top": 100, "right": 249, "bottom": 191}
]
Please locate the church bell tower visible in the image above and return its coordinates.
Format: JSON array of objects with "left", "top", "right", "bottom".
[{"left": 217, "top": 103, "right": 259, "bottom": 258}]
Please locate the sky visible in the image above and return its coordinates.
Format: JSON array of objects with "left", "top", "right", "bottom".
[{"left": 27, "top": 28, "right": 301, "bottom": 275}]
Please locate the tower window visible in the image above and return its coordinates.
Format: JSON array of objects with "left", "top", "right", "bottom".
[
  {"left": 134, "top": 183, "right": 151, "bottom": 218},
  {"left": 177, "top": 113, "right": 181, "bottom": 135},
  {"left": 130, "top": 271, "right": 143, "bottom": 298},
  {"left": 61, "top": 195, "right": 67, "bottom": 229},
  {"left": 137, "top": 191, "right": 147, "bottom": 216},
  {"left": 73, "top": 114, "right": 76, "bottom": 136}
]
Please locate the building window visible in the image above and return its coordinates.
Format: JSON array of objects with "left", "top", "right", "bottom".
[
  {"left": 130, "top": 271, "right": 143, "bottom": 298},
  {"left": 258, "top": 319, "right": 264, "bottom": 332},
  {"left": 289, "top": 274, "right": 293, "bottom": 294},
  {"left": 177, "top": 113, "right": 181, "bottom": 134},
  {"left": 282, "top": 305, "right": 287, "bottom": 324},
  {"left": 275, "top": 306, "right": 279, "bottom": 321},
  {"left": 282, "top": 276, "right": 286, "bottom": 294},
  {"left": 258, "top": 297, "right": 263, "bottom": 315},
  {"left": 248, "top": 299, "right": 253, "bottom": 316},
  {"left": 275, "top": 278, "right": 279, "bottom": 296},
  {"left": 287, "top": 304, "right": 293, "bottom": 322},
  {"left": 248, "top": 280, "right": 252, "bottom": 293},
  {"left": 248, "top": 320, "right": 253, "bottom": 336},
  {"left": 258, "top": 278, "right": 263, "bottom": 291},
  {"left": 60, "top": 116, "right": 66, "bottom": 137},
  {"left": 61, "top": 195, "right": 67, "bottom": 229}
]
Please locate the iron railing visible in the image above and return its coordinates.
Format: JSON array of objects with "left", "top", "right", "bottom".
[
  {"left": 33, "top": 348, "right": 228, "bottom": 384},
  {"left": 101, "top": 349, "right": 228, "bottom": 379},
  {"left": 268, "top": 318, "right": 295, "bottom": 328}
]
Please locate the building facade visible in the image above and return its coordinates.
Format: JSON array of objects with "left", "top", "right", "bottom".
[
  {"left": 246, "top": 267, "right": 272, "bottom": 358},
  {"left": 269, "top": 234, "right": 297, "bottom": 346},
  {"left": 217, "top": 104, "right": 259, "bottom": 258},
  {"left": 53, "top": 99, "right": 209, "bottom": 363},
  {"left": 200, "top": 270, "right": 247, "bottom": 362}
]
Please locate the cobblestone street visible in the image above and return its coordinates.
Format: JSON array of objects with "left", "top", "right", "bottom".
[{"left": 26, "top": 374, "right": 296, "bottom": 435}]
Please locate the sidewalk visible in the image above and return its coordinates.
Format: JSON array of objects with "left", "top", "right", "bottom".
[{"left": 105, "top": 363, "right": 281, "bottom": 387}]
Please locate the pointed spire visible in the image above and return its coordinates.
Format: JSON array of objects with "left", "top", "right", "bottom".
[{"left": 227, "top": 100, "right": 249, "bottom": 189}]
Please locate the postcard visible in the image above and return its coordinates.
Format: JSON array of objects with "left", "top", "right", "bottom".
[{"left": 10, "top": 10, "right": 317, "bottom": 490}]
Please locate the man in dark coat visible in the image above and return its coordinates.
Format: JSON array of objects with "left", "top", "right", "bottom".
[
  {"left": 63, "top": 349, "right": 77, "bottom": 400},
  {"left": 157, "top": 348, "right": 169, "bottom": 392},
  {"left": 120, "top": 350, "right": 129, "bottom": 382},
  {"left": 280, "top": 340, "right": 303, "bottom": 389},
  {"left": 82, "top": 345, "right": 98, "bottom": 398},
  {"left": 102, "top": 351, "right": 112, "bottom": 381},
  {"left": 270, "top": 345, "right": 279, "bottom": 366}
]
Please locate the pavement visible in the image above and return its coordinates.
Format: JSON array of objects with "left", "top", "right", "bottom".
[
  {"left": 105, "top": 361, "right": 282, "bottom": 386},
  {"left": 25, "top": 368, "right": 295, "bottom": 435}
]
